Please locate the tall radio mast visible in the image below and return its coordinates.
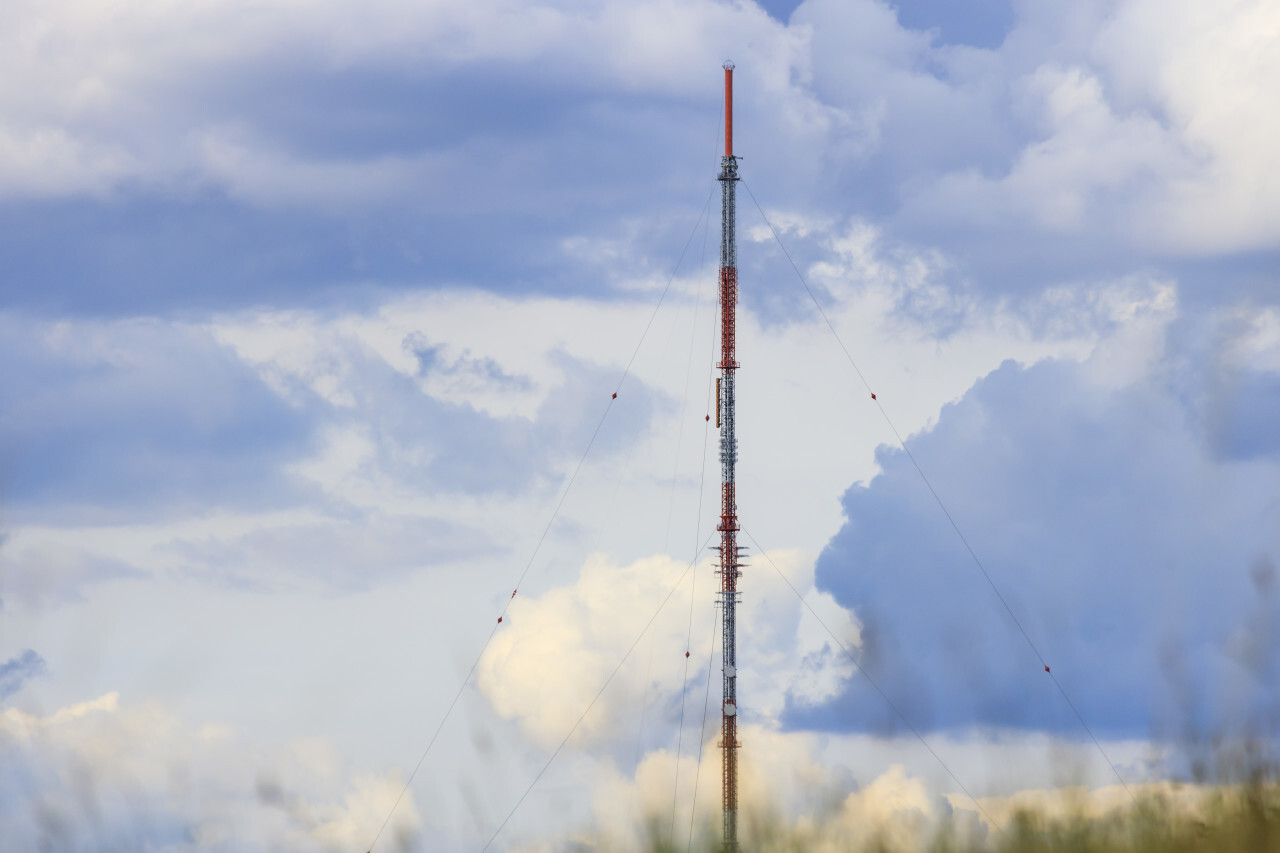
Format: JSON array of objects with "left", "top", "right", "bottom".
[{"left": 716, "top": 59, "right": 741, "bottom": 852}]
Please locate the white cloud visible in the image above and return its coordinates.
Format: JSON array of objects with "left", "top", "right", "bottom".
[
  {"left": 0, "top": 125, "right": 137, "bottom": 196},
  {"left": 0, "top": 0, "right": 808, "bottom": 206},
  {"left": 1224, "top": 306, "right": 1280, "bottom": 374},
  {"left": 0, "top": 215, "right": 1139, "bottom": 602},
  {"left": 1094, "top": 0, "right": 1280, "bottom": 252},
  {"left": 475, "top": 546, "right": 857, "bottom": 749},
  {"left": 584, "top": 729, "right": 942, "bottom": 853},
  {"left": 0, "top": 688, "right": 1189, "bottom": 851},
  {"left": 2, "top": 0, "right": 1275, "bottom": 260},
  {"left": 562, "top": 723, "right": 1167, "bottom": 852},
  {"left": 922, "top": 63, "right": 1191, "bottom": 235},
  {"left": 3, "top": 275, "right": 1257, "bottom": 849},
  {"left": 478, "top": 552, "right": 707, "bottom": 748},
  {"left": 787, "top": 0, "right": 1280, "bottom": 256},
  {"left": 0, "top": 691, "right": 422, "bottom": 851}
]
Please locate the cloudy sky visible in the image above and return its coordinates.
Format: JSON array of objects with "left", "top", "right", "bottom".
[{"left": 2, "top": 0, "right": 1279, "bottom": 849}]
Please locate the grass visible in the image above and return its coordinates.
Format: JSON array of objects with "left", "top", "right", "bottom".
[
  {"left": 631, "top": 782, "right": 1280, "bottom": 853},
  {"left": 980, "top": 784, "right": 1280, "bottom": 853}
]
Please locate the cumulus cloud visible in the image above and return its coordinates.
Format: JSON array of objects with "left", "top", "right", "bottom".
[
  {"left": 1092, "top": 0, "right": 1280, "bottom": 252},
  {"left": 0, "top": 681, "right": 1170, "bottom": 853},
  {"left": 586, "top": 729, "right": 949, "bottom": 853},
  {"left": 0, "top": 232, "right": 1105, "bottom": 600},
  {"left": 0, "top": 691, "right": 422, "bottom": 852},
  {"left": 0, "top": 0, "right": 801, "bottom": 206},
  {"left": 478, "top": 552, "right": 707, "bottom": 749},
  {"left": 789, "top": 0, "right": 1280, "bottom": 290},
  {"left": 806, "top": 288, "right": 1280, "bottom": 740},
  {"left": 0, "top": 687, "right": 1193, "bottom": 852},
  {"left": 918, "top": 62, "right": 1192, "bottom": 236},
  {"left": 0, "top": 241, "right": 1153, "bottom": 849},
  {"left": 2, "top": 0, "right": 1274, "bottom": 312},
  {"left": 476, "top": 548, "right": 857, "bottom": 750},
  {"left": 0, "top": 292, "right": 670, "bottom": 597},
  {"left": 546, "top": 723, "right": 1170, "bottom": 851}
]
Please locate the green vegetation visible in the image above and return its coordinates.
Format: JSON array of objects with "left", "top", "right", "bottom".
[
  {"left": 636, "top": 783, "right": 1280, "bottom": 853},
  {"left": 978, "top": 785, "right": 1280, "bottom": 853}
]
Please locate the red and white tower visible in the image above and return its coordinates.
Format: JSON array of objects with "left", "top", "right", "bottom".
[{"left": 716, "top": 59, "right": 741, "bottom": 852}]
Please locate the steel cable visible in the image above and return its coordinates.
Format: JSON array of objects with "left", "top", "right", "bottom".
[
  {"left": 480, "top": 532, "right": 717, "bottom": 852},
  {"left": 740, "top": 180, "right": 1135, "bottom": 804},
  {"left": 364, "top": 183, "right": 718, "bottom": 853},
  {"left": 739, "top": 526, "right": 1007, "bottom": 837},
  {"left": 686, "top": 602, "right": 722, "bottom": 852}
]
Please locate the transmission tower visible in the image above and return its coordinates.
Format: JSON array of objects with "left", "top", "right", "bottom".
[{"left": 716, "top": 59, "right": 742, "bottom": 852}]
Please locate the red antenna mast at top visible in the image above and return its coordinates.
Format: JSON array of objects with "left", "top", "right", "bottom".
[{"left": 724, "top": 62, "right": 734, "bottom": 158}]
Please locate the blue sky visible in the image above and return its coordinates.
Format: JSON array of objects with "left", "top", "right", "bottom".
[{"left": 2, "top": 0, "right": 1279, "bottom": 849}]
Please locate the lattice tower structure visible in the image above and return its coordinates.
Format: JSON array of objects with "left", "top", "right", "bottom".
[{"left": 716, "top": 59, "right": 742, "bottom": 853}]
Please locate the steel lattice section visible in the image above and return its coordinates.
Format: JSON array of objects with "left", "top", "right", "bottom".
[{"left": 717, "top": 64, "right": 742, "bottom": 851}]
